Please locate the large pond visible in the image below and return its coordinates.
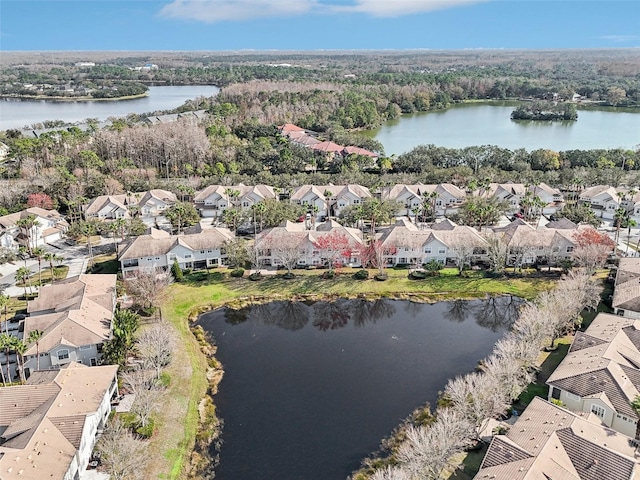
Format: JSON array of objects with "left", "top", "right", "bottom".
[
  {"left": 197, "top": 296, "right": 520, "bottom": 480},
  {"left": 0, "top": 85, "right": 219, "bottom": 131},
  {"left": 369, "top": 102, "right": 640, "bottom": 154}
]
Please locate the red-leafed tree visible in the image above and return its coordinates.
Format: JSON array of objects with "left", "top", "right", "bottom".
[
  {"left": 359, "top": 239, "right": 397, "bottom": 275},
  {"left": 572, "top": 228, "right": 616, "bottom": 273},
  {"left": 312, "top": 231, "right": 353, "bottom": 273},
  {"left": 26, "top": 192, "right": 54, "bottom": 210}
]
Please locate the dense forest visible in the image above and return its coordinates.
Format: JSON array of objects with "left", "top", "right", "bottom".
[
  {"left": 0, "top": 50, "right": 639, "bottom": 216},
  {"left": 2, "top": 49, "right": 639, "bottom": 107}
]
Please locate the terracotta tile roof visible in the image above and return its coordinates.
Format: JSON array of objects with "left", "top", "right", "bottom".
[
  {"left": 310, "top": 141, "right": 344, "bottom": 153},
  {"left": 474, "top": 398, "right": 639, "bottom": 480},
  {"left": 343, "top": 146, "right": 378, "bottom": 157}
]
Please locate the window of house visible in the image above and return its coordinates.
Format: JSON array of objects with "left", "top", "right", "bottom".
[
  {"left": 79, "top": 345, "right": 92, "bottom": 351},
  {"left": 425, "top": 248, "right": 432, "bottom": 254},
  {"left": 155, "top": 257, "right": 160, "bottom": 260},
  {"left": 551, "top": 387, "right": 561, "bottom": 400},
  {"left": 57, "top": 349, "right": 69, "bottom": 361},
  {"left": 185, "top": 254, "right": 192, "bottom": 259},
  {"left": 353, "top": 199, "right": 360, "bottom": 204},
  {"left": 566, "top": 246, "right": 574, "bottom": 253},
  {"left": 591, "top": 404, "right": 606, "bottom": 419},
  {"left": 90, "top": 358, "right": 97, "bottom": 366},
  {"left": 200, "top": 250, "right": 205, "bottom": 254},
  {"left": 438, "top": 248, "right": 446, "bottom": 254}
]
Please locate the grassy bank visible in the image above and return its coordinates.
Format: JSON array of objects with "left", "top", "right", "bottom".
[
  {"left": 149, "top": 267, "right": 555, "bottom": 479},
  {"left": 0, "top": 92, "right": 148, "bottom": 102}
]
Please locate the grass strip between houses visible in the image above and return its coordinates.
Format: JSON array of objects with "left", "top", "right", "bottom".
[{"left": 149, "top": 267, "right": 556, "bottom": 479}]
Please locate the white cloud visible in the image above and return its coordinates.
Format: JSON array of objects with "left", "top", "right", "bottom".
[
  {"left": 159, "top": 0, "right": 318, "bottom": 23},
  {"left": 159, "top": 0, "right": 489, "bottom": 23},
  {"left": 600, "top": 35, "right": 640, "bottom": 43},
  {"left": 340, "top": 0, "right": 489, "bottom": 17}
]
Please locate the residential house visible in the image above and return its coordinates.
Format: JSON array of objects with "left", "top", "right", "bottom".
[
  {"left": 380, "top": 184, "right": 428, "bottom": 217},
  {"left": 492, "top": 218, "right": 580, "bottom": 267},
  {"left": 258, "top": 220, "right": 363, "bottom": 268},
  {"left": 0, "top": 207, "right": 68, "bottom": 251},
  {"left": 612, "top": 257, "right": 640, "bottom": 319},
  {"left": 473, "top": 397, "right": 640, "bottom": 480},
  {"left": 310, "top": 141, "right": 345, "bottom": 161},
  {"left": 137, "top": 189, "right": 178, "bottom": 227},
  {"left": 546, "top": 312, "right": 640, "bottom": 438},
  {"left": 118, "top": 227, "right": 234, "bottom": 277},
  {"left": 194, "top": 184, "right": 276, "bottom": 218},
  {"left": 290, "top": 185, "right": 371, "bottom": 219},
  {"left": 84, "top": 193, "right": 131, "bottom": 220},
  {"left": 22, "top": 274, "right": 117, "bottom": 375},
  {"left": 377, "top": 218, "right": 488, "bottom": 267},
  {"left": 579, "top": 185, "right": 622, "bottom": 219},
  {"left": 0, "top": 362, "right": 119, "bottom": 480}
]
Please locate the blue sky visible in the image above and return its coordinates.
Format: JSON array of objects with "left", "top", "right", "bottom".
[{"left": 1, "top": 0, "right": 639, "bottom": 51}]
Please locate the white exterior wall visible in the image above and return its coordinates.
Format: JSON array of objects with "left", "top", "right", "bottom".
[
  {"left": 613, "top": 307, "right": 640, "bottom": 320},
  {"left": 549, "top": 387, "right": 637, "bottom": 438}
]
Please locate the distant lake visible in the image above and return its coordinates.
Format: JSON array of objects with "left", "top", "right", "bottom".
[
  {"left": 368, "top": 102, "right": 640, "bottom": 154},
  {"left": 197, "top": 297, "right": 519, "bottom": 480},
  {"left": 0, "top": 85, "right": 219, "bottom": 130}
]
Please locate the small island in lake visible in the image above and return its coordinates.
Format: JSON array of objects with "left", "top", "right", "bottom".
[{"left": 511, "top": 100, "right": 578, "bottom": 121}]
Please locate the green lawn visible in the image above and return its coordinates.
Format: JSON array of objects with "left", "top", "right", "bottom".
[
  {"left": 149, "top": 268, "right": 554, "bottom": 479},
  {"left": 170, "top": 267, "right": 553, "bottom": 321}
]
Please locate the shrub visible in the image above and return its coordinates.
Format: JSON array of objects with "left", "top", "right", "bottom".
[
  {"left": 136, "top": 418, "right": 155, "bottom": 438},
  {"left": 409, "top": 270, "right": 427, "bottom": 280},
  {"left": 393, "top": 263, "right": 410, "bottom": 270},
  {"left": 159, "top": 371, "right": 171, "bottom": 388},
  {"left": 374, "top": 273, "right": 388, "bottom": 281},
  {"left": 322, "top": 271, "right": 335, "bottom": 279},
  {"left": 354, "top": 269, "right": 369, "bottom": 280},
  {"left": 282, "top": 272, "right": 296, "bottom": 279},
  {"left": 248, "top": 272, "right": 262, "bottom": 281},
  {"left": 423, "top": 259, "right": 442, "bottom": 275},
  {"left": 230, "top": 268, "right": 245, "bottom": 278}
]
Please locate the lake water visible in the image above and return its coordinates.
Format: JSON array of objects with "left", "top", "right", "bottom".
[
  {"left": 370, "top": 102, "right": 640, "bottom": 155},
  {"left": 0, "top": 85, "right": 219, "bottom": 130},
  {"left": 197, "top": 296, "right": 519, "bottom": 480}
]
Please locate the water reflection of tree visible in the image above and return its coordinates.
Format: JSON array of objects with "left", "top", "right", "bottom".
[
  {"left": 246, "top": 301, "right": 311, "bottom": 331},
  {"left": 312, "top": 300, "right": 351, "bottom": 331},
  {"left": 474, "top": 295, "right": 522, "bottom": 332},
  {"left": 443, "top": 299, "right": 475, "bottom": 323},
  {"left": 349, "top": 298, "right": 395, "bottom": 327},
  {"left": 224, "top": 307, "right": 249, "bottom": 325},
  {"left": 403, "top": 300, "right": 425, "bottom": 318}
]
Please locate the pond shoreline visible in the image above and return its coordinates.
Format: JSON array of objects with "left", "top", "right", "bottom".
[{"left": 0, "top": 92, "right": 149, "bottom": 102}]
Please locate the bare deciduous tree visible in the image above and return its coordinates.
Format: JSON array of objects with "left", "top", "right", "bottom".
[
  {"left": 395, "top": 409, "right": 474, "bottom": 479},
  {"left": 96, "top": 417, "right": 148, "bottom": 480},
  {"left": 137, "top": 322, "right": 174, "bottom": 379},
  {"left": 125, "top": 269, "right": 173, "bottom": 313}
]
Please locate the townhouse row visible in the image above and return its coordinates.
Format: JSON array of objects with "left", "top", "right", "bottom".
[
  {"left": 0, "top": 273, "right": 119, "bottom": 480},
  {"left": 118, "top": 216, "right": 591, "bottom": 276}
]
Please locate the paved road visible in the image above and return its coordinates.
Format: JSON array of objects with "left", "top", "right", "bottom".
[{"left": 0, "top": 239, "right": 107, "bottom": 298}]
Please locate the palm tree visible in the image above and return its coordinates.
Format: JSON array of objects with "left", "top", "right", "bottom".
[
  {"left": 32, "top": 246, "right": 45, "bottom": 287},
  {"left": 0, "top": 293, "right": 8, "bottom": 334},
  {"left": 13, "top": 339, "right": 27, "bottom": 383},
  {"left": 626, "top": 219, "right": 638, "bottom": 256},
  {"left": 0, "top": 333, "right": 14, "bottom": 385},
  {"left": 614, "top": 207, "right": 627, "bottom": 244},
  {"left": 15, "top": 266, "right": 32, "bottom": 299},
  {"left": 44, "top": 252, "right": 59, "bottom": 284},
  {"left": 16, "top": 214, "right": 40, "bottom": 255},
  {"left": 323, "top": 190, "right": 334, "bottom": 219},
  {"left": 81, "top": 221, "right": 98, "bottom": 269},
  {"left": 27, "top": 329, "right": 43, "bottom": 371},
  {"left": 411, "top": 205, "right": 421, "bottom": 224}
]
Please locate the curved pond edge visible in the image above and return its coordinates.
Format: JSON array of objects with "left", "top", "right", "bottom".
[{"left": 179, "top": 289, "right": 524, "bottom": 479}]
